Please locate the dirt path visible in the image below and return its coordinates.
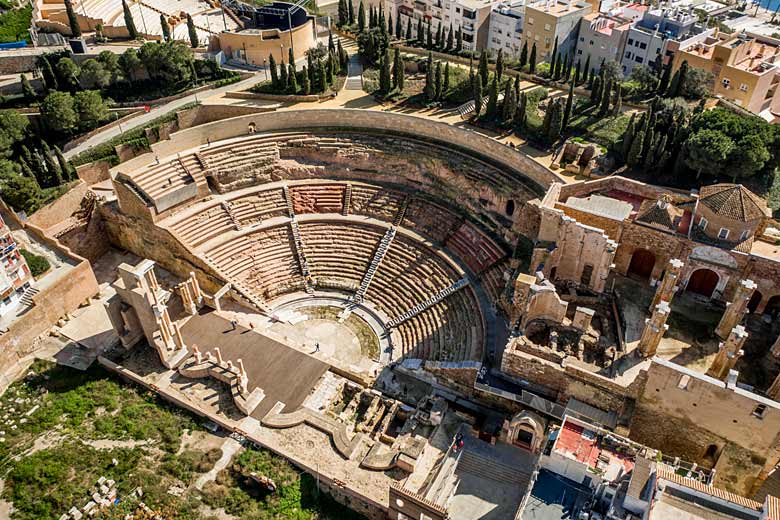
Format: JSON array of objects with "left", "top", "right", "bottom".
[{"left": 194, "top": 437, "right": 242, "bottom": 490}]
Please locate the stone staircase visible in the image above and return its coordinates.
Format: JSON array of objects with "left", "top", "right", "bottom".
[
  {"left": 221, "top": 201, "right": 242, "bottom": 231},
  {"left": 283, "top": 186, "right": 314, "bottom": 294},
  {"left": 455, "top": 449, "right": 533, "bottom": 488},
  {"left": 354, "top": 227, "right": 396, "bottom": 303},
  {"left": 342, "top": 184, "right": 352, "bottom": 216},
  {"left": 394, "top": 195, "right": 410, "bottom": 227},
  {"left": 386, "top": 277, "right": 469, "bottom": 328},
  {"left": 19, "top": 286, "right": 39, "bottom": 307}
]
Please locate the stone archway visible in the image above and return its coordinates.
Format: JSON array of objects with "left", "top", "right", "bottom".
[
  {"left": 686, "top": 269, "right": 720, "bottom": 299},
  {"left": 627, "top": 248, "right": 656, "bottom": 281},
  {"left": 765, "top": 295, "right": 780, "bottom": 317},
  {"left": 748, "top": 290, "right": 763, "bottom": 314},
  {"left": 504, "top": 411, "right": 546, "bottom": 453}
]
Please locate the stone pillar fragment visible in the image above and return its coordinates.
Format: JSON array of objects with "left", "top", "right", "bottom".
[
  {"left": 707, "top": 326, "right": 748, "bottom": 381},
  {"left": 572, "top": 307, "right": 595, "bottom": 332},
  {"left": 715, "top": 279, "right": 757, "bottom": 339},
  {"left": 639, "top": 301, "right": 671, "bottom": 358},
  {"left": 189, "top": 272, "right": 201, "bottom": 302},
  {"left": 651, "top": 259, "right": 685, "bottom": 310}
]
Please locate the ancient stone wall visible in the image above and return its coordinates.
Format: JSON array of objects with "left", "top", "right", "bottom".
[
  {"left": 76, "top": 160, "right": 111, "bottom": 185},
  {"left": 27, "top": 181, "right": 89, "bottom": 231},
  {"left": 629, "top": 359, "right": 780, "bottom": 496},
  {"left": 613, "top": 223, "right": 685, "bottom": 282},
  {"left": 175, "top": 104, "right": 275, "bottom": 130},
  {"left": 555, "top": 202, "right": 623, "bottom": 241}
]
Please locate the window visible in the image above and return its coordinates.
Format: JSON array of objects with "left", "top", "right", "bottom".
[
  {"left": 544, "top": 23, "right": 551, "bottom": 31},
  {"left": 699, "top": 217, "right": 708, "bottom": 231},
  {"left": 718, "top": 227, "right": 730, "bottom": 240},
  {"left": 579, "top": 36, "right": 584, "bottom": 42},
  {"left": 589, "top": 39, "right": 594, "bottom": 45},
  {"left": 722, "top": 78, "right": 731, "bottom": 88},
  {"left": 639, "top": 42, "right": 647, "bottom": 49},
  {"left": 678, "top": 375, "right": 691, "bottom": 390},
  {"left": 628, "top": 38, "right": 634, "bottom": 45},
  {"left": 528, "top": 16, "right": 534, "bottom": 24},
  {"left": 577, "top": 49, "right": 582, "bottom": 55},
  {"left": 740, "top": 229, "right": 749, "bottom": 241},
  {"left": 740, "top": 83, "right": 749, "bottom": 92},
  {"left": 625, "top": 51, "right": 632, "bottom": 59},
  {"left": 754, "top": 404, "right": 767, "bottom": 419},
  {"left": 635, "top": 56, "right": 644, "bottom": 63}
]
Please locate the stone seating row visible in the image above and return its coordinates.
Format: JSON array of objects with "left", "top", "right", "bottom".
[
  {"left": 349, "top": 185, "right": 405, "bottom": 222},
  {"left": 168, "top": 204, "right": 234, "bottom": 248},
  {"left": 228, "top": 188, "right": 288, "bottom": 227},
  {"left": 131, "top": 154, "right": 200, "bottom": 200},
  {"left": 401, "top": 199, "right": 461, "bottom": 244},
  {"left": 479, "top": 260, "right": 510, "bottom": 305},
  {"left": 291, "top": 184, "right": 345, "bottom": 215},
  {"left": 445, "top": 221, "right": 506, "bottom": 274}
]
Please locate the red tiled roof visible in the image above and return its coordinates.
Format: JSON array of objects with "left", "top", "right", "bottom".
[
  {"left": 697, "top": 184, "right": 769, "bottom": 222},
  {"left": 766, "top": 495, "right": 780, "bottom": 520},
  {"left": 656, "top": 464, "right": 762, "bottom": 511}
]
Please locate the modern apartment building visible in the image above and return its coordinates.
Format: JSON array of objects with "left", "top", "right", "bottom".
[
  {"left": 487, "top": 0, "right": 525, "bottom": 58},
  {"left": 522, "top": 0, "right": 592, "bottom": 62},
  {"left": 672, "top": 31, "right": 780, "bottom": 118},
  {"left": 0, "top": 215, "right": 33, "bottom": 318},
  {"left": 385, "top": 0, "right": 497, "bottom": 51},
  {"left": 621, "top": 5, "right": 700, "bottom": 74},
  {"left": 575, "top": 12, "right": 632, "bottom": 72}
]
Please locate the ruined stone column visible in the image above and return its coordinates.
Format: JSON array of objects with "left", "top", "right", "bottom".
[
  {"left": 639, "top": 301, "right": 671, "bottom": 358},
  {"left": 706, "top": 326, "right": 748, "bottom": 381},
  {"left": 172, "top": 322, "right": 185, "bottom": 350},
  {"left": 189, "top": 272, "right": 202, "bottom": 302},
  {"left": 715, "top": 279, "right": 757, "bottom": 339},
  {"left": 178, "top": 283, "right": 196, "bottom": 315},
  {"left": 158, "top": 318, "right": 173, "bottom": 347},
  {"left": 651, "top": 259, "right": 685, "bottom": 310},
  {"left": 573, "top": 307, "right": 595, "bottom": 332}
]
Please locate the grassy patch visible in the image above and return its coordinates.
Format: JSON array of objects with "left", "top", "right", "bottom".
[
  {"left": 19, "top": 249, "right": 49, "bottom": 277},
  {"left": 568, "top": 105, "right": 631, "bottom": 148},
  {"left": 0, "top": 5, "right": 32, "bottom": 44}
]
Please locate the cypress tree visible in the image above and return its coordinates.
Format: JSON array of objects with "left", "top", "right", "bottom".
[
  {"left": 338, "top": 0, "right": 347, "bottom": 26},
  {"left": 582, "top": 55, "right": 590, "bottom": 85},
  {"left": 54, "top": 146, "right": 74, "bottom": 180},
  {"left": 279, "top": 58, "right": 288, "bottom": 90},
  {"left": 289, "top": 47, "right": 296, "bottom": 75},
  {"left": 426, "top": 21, "right": 432, "bottom": 48},
  {"left": 369, "top": 6, "right": 375, "bottom": 28},
  {"left": 42, "top": 142, "right": 63, "bottom": 186},
  {"left": 658, "top": 60, "right": 672, "bottom": 95},
  {"left": 307, "top": 53, "right": 314, "bottom": 84},
  {"left": 640, "top": 112, "right": 656, "bottom": 162},
  {"left": 435, "top": 61, "right": 442, "bottom": 99},
  {"left": 443, "top": 61, "right": 450, "bottom": 94},
  {"left": 326, "top": 52, "right": 335, "bottom": 84},
  {"left": 574, "top": 60, "right": 581, "bottom": 85},
  {"left": 478, "top": 51, "right": 488, "bottom": 89},
  {"left": 669, "top": 60, "right": 688, "bottom": 98},
  {"left": 160, "top": 14, "right": 171, "bottom": 41},
  {"left": 417, "top": 18, "right": 424, "bottom": 45},
  {"left": 424, "top": 53, "right": 435, "bottom": 100},
  {"left": 406, "top": 19, "right": 412, "bottom": 40},
  {"left": 393, "top": 47, "right": 404, "bottom": 92},
  {"left": 379, "top": 50, "right": 391, "bottom": 94},
  {"left": 598, "top": 78, "right": 611, "bottom": 116},
  {"left": 515, "top": 91, "right": 527, "bottom": 129},
  {"left": 588, "top": 68, "right": 595, "bottom": 89},
  {"left": 21, "top": 74, "right": 36, "bottom": 103},
  {"left": 653, "top": 134, "right": 668, "bottom": 166},
  {"left": 446, "top": 23, "right": 453, "bottom": 50},
  {"left": 64, "top": 0, "right": 81, "bottom": 37},
  {"left": 288, "top": 64, "right": 298, "bottom": 93},
  {"left": 612, "top": 83, "right": 622, "bottom": 116},
  {"left": 122, "top": 0, "right": 138, "bottom": 40},
  {"left": 329, "top": 31, "right": 336, "bottom": 53},
  {"left": 19, "top": 159, "right": 40, "bottom": 189},
  {"left": 388, "top": 15, "right": 395, "bottom": 37},
  {"left": 519, "top": 41, "right": 528, "bottom": 70},
  {"left": 269, "top": 53, "right": 278, "bottom": 87},
  {"left": 396, "top": 15, "right": 402, "bottom": 39},
  {"left": 547, "top": 99, "right": 563, "bottom": 144},
  {"left": 317, "top": 58, "right": 328, "bottom": 92},
  {"left": 31, "top": 148, "right": 49, "bottom": 187},
  {"left": 550, "top": 36, "right": 558, "bottom": 71},
  {"left": 486, "top": 74, "right": 498, "bottom": 118},
  {"left": 358, "top": 1, "right": 366, "bottom": 32},
  {"left": 472, "top": 74, "right": 483, "bottom": 118},
  {"left": 591, "top": 76, "right": 602, "bottom": 104},
  {"left": 187, "top": 13, "right": 198, "bottom": 47},
  {"left": 348, "top": 0, "right": 354, "bottom": 24},
  {"left": 435, "top": 22, "right": 442, "bottom": 48},
  {"left": 541, "top": 99, "right": 553, "bottom": 137},
  {"left": 529, "top": 43, "right": 537, "bottom": 74},
  {"left": 496, "top": 48, "right": 504, "bottom": 81},
  {"left": 627, "top": 129, "right": 645, "bottom": 167},
  {"left": 514, "top": 75, "right": 520, "bottom": 99},
  {"left": 621, "top": 113, "right": 637, "bottom": 159},
  {"left": 553, "top": 52, "right": 562, "bottom": 80},
  {"left": 562, "top": 81, "right": 574, "bottom": 131},
  {"left": 301, "top": 66, "right": 311, "bottom": 94},
  {"left": 456, "top": 25, "right": 462, "bottom": 52},
  {"left": 502, "top": 79, "right": 515, "bottom": 122},
  {"left": 39, "top": 56, "right": 58, "bottom": 92}
]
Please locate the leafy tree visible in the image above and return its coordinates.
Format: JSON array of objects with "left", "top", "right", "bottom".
[
  {"left": 728, "top": 133, "right": 770, "bottom": 179},
  {"left": 358, "top": 1, "right": 365, "bottom": 32},
  {"left": 97, "top": 50, "right": 121, "bottom": 82},
  {"left": 186, "top": 14, "right": 198, "bottom": 48},
  {"left": 683, "top": 128, "right": 734, "bottom": 178},
  {"left": 55, "top": 57, "right": 80, "bottom": 92},
  {"left": 55, "top": 145, "right": 74, "bottom": 180},
  {"left": 122, "top": 0, "right": 138, "bottom": 39},
  {"left": 21, "top": 74, "right": 36, "bottom": 103},
  {"left": 392, "top": 47, "right": 404, "bottom": 92},
  {"left": 139, "top": 41, "right": 195, "bottom": 85},
  {"left": 0, "top": 165, "right": 44, "bottom": 214},
  {"left": 119, "top": 48, "right": 141, "bottom": 84},
  {"left": 79, "top": 59, "right": 111, "bottom": 89},
  {"left": 680, "top": 66, "right": 712, "bottom": 100},
  {"left": 40, "top": 91, "right": 77, "bottom": 133},
  {"left": 600, "top": 60, "right": 622, "bottom": 84},
  {"left": 630, "top": 64, "right": 658, "bottom": 93},
  {"left": 160, "top": 14, "right": 171, "bottom": 41},
  {"left": 64, "top": 0, "right": 81, "bottom": 37},
  {"left": 529, "top": 43, "right": 537, "bottom": 74},
  {"left": 74, "top": 90, "right": 109, "bottom": 129},
  {"left": 767, "top": 170, "right": 780, "bottom": 212},
  {"left": 0, "top": 110, "right": 28, "bottom": 157}
]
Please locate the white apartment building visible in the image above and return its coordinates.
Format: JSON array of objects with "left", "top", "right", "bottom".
[
  {"left": 385, "top": 0, "right": 498, "bottom": 51},
  {"left": 487, "top": 0, "right": 526, "bottom": 58}
]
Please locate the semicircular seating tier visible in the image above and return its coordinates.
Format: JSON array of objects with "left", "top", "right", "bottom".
[{"left": 158, "top": 180, "right": 513, "bottom": 364}]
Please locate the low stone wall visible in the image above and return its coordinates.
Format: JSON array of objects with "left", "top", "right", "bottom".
[
  {"left": 225, "top": 91, "right": 325, "bottom": 102},
  {"left": 0, "top": 53, "right": 37, "bottom": 75},
  {"left": 76, "top": 160, "right": 111, "bottom": 185},
  {"left": 27, "top": 180, "right": 88, "bottom": 232},
  {"left": 175, "top": 103, "right": 276, "bottom": 130}
]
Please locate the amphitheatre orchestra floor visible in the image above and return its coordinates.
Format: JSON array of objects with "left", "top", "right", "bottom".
[{"left": 179, "top": 309, "right": 329, "bottom": 419}]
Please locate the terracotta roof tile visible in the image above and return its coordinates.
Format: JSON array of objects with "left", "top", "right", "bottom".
[
  {"left": 635, "top": 200, "right": 683, "bottom": 231},
  {"left": 656, "top": 464, "right": 762, "bottom": 511},
  {"left": 697, "top": 184, "right": 769, "bottom": 222}
]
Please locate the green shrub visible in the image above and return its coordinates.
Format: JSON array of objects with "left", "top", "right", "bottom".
[
  {"left": 19, "top": 249, "right": 50, "bottom": 277},
  {"left": 0, "top": 6, "right": 33, "bottom": 44}
]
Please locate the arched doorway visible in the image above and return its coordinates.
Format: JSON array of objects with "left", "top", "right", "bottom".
[
  {"left": 627, "top": 249, "right": 656, "bottom": 281},
  {"left": 748, "top": 290, "right": 763, "bottom": 313},
  {"left": 686, "top": 269, "right": 720, "bottom": 299},
  {"left": 765, "top": 295, "right": 780, "bottom": 317},
  {"left": 505, "top": 200, "right": 515, "bottom": 216}
]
